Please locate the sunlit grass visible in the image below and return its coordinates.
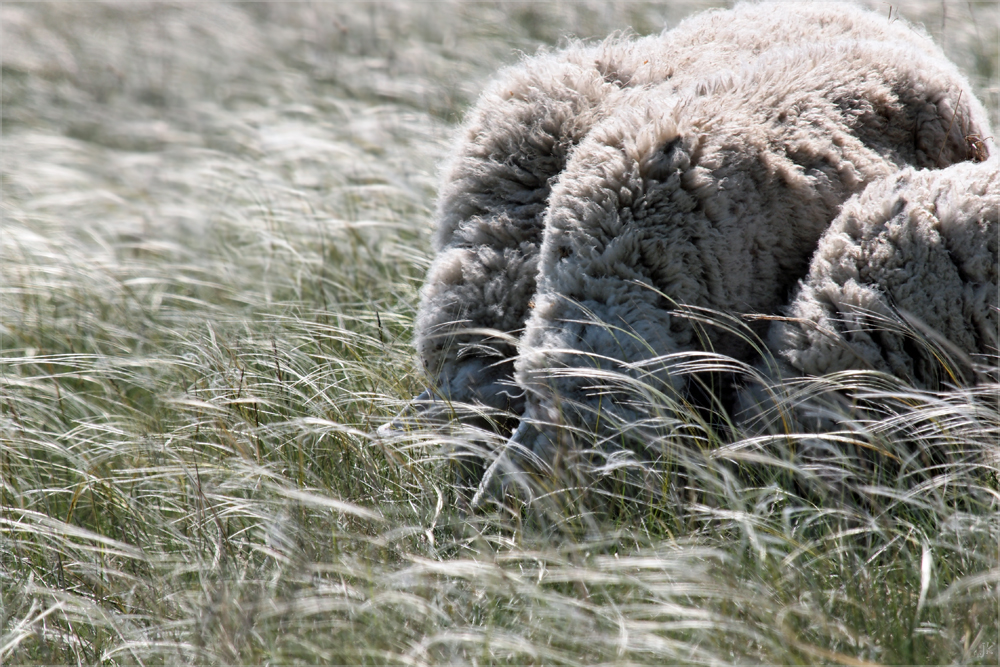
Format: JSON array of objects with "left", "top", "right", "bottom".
[{"left": 3, "top": 1, "right": 998, "bottom": 664}]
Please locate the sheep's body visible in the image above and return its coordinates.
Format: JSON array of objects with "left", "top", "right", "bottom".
[
  {"left": 409, "top": 0, "right": 995, "bottom": 471},
  {"left": 415, "top": 1, "right": 987, "bottom": 419},
  {"left": 770, "top": 159, "right": 999, "bottom": 388},
  {"left": 511, "top": 43, "right": 991, "bottom": 457}
]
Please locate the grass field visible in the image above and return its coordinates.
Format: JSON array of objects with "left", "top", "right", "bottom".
[{"left": 2, "top": 2, "right": 998, "bottom": 664}]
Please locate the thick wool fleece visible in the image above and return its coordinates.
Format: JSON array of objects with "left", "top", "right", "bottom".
[
  {"left": 512, "top": 37, "right": 993, "bottom": 457},
  {"left": 414, "top": 1, "right": 990, "bottom": 419},
  {"left": 770, "top": 159, "right": 999, "bottom": 388},
  {"left": 413, "top": 48, "right": 616, "bottom": 414}
]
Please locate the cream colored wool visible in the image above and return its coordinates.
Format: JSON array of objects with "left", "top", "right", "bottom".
[
  {"left": 414, "top": 1, "right": 988, "bottom": 418},
  {"left": 510, "top": 36, "right": 991, "bottom": 458},
  {"left": 770, "top": 158, "right": 999, "bottom": 388},
  {"left": 410, "top": 1, "right": 994, "bottom": 471}
]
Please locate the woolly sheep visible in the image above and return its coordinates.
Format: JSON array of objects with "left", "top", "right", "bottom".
[
  {"left": 508, "top": 31, "right": 992, "bottom": 462},
  {"left": 769, "top": 158, "right": 999, "bottom": 389},
  {"left": 412, "top": 1, "right": 985, "bottom": 426},
  {"left": 404, "top": 2, "right": 994, "bottom": 488}
]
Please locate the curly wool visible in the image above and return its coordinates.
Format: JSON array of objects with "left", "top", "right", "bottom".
[
  {"left": 770, "top": 159, "right": 999, "bottom": 389},
  {"left": 409, "top": 2, "right": 995, "bottom": 477},
  {"left": 413, "top": 1, "right": 989, "bottom": 418},
  {"left": 510, "top": 35, "right": 992, "bottom": 457}
]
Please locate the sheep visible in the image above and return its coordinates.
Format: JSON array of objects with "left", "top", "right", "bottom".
[
  {"left": 411, "top": 1, "right": 984, "bottom": 429},
  {"left": 768, "top": 158, "right": 999, "bottom": 389},
  {"left": 402, "top": 3, "right": 995, "bottom": 502},
  {"left": 507, "top": 35, "right": 992, "bottom": 465}
]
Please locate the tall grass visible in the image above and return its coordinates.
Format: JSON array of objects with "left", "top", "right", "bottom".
[{"left": 3, "top": 2, "right": 998, "bottom": 664}]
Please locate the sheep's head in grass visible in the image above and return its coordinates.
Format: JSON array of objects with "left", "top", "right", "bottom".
[{"left": 396, "top": 1, "right": 995, "bottom": 502}]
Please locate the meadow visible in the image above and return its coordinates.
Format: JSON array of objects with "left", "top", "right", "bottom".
[{"left": 2, "top": 1, "right": 998, "bottom": 664}]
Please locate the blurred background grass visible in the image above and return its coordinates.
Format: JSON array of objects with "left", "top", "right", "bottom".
[{"left": 2, "top": 2, "right": 998, "bottom": 664}]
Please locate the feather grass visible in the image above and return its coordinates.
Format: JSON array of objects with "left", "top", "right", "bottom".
[{"left": 3, "top": 1, "right": 998, "bottom": 664}]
